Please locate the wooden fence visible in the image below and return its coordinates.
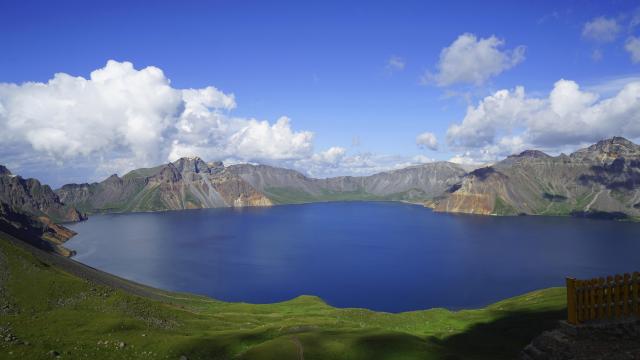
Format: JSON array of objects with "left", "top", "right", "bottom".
[{"left": 566, "top": 273, "right": 640, "bottom": 325}]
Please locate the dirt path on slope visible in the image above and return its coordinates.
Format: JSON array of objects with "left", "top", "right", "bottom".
[{"left": 290, "top": 336, "right": 305, "bottom": 360}]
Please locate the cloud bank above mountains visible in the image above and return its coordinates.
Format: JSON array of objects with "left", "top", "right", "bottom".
[
  {"left": 446, "top": 78, "right": 640, "bottom": 164},
  {"left": 417, "top": 28, "right": 640, "bottom": 165},
  {"left": 1, "top": 55, "right": 639, "bottom": 185},
  {"left": 0, "top": 60, "right": 430, "bottom": 184}
]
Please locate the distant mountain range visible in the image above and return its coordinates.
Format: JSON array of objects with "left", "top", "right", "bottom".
[
  {"left": 52, "top": 137, "right": 640, "bottom": 220},
  {"left": 226, "top": 161, "right": 467, "bottom": 203},
  {"left": 434, "top": 137, "right": 640, "bottom": 219},
  {"left": 55, "top": 158, "right": 468, "bottom": 213},
  {"left": 0, "top": 136, "right": 638, "bottom": 256}
]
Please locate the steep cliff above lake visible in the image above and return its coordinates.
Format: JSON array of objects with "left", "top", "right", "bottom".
[
  {"left": 0, "top": 166, "right": 85, "bottom": 223},
  {"left": 56, "top": 157, "right": 273, "bottom": 214},
  {"left": 434, "top": 137, "right": 640, "bottom": 219}
]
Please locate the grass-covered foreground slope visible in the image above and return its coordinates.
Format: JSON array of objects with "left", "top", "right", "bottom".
[{"left": 0, "top": 230, "right": 565, "bottom": 360}]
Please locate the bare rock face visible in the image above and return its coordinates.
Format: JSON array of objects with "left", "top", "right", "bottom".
[
  {"left": 228, "top": 161, "right": 468, "bottom": 203},
  {"left": 434, "top": 137, "right": 640, "bottom": 219},
  {"left": 57, "top": 157, "right": 273, "bottom": 214},
  {"left": 0, "top": 202, "right": 77, "bottom": 256},
  {"left": 0, "top": 166, "right": 85, "bottom": 256},
  {"left": 0, "top": 166, "right": 11, "bottom": 176},
  {"left": 0, "top": 167, "right": 85, "bottom": 223},
  {"left": 210, "top": 173, "right": 273, "bottom": 207},
  {"left": 571, "top": 137, "right": 640, "bottom": 162},
  {"left": 434, "top": 167, "right": 507, "bottom": 215}
]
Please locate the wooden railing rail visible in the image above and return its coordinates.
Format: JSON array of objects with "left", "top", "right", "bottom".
[{"left": 566, "top": 272, "right": 640, "bottom": 325}]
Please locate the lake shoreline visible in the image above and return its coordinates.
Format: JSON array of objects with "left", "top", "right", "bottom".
[{"left": 65, "top": 201, "right": 640, "bottom": 313}]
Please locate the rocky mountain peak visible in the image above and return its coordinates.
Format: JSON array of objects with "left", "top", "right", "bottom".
[
  {"left": 0, "top": 165, "right": 11, "bottom": 176},
  {"left": 0, "top": 170, "right": 86, "bottom": 223},
  {"left": 591, "top": 137, "right": 638, "bottom": 154},
  {"left": 571, "top": 137, "right": 640, "bottom": 161},
  {"left": 509, "top": 150, "right": 551, "bottom": 159},
  {"left": 104, "top": 174, "right": 121, "bottom": 183},
  {"left": 172, "top": 156, "right": 210, "bottom": 174}
]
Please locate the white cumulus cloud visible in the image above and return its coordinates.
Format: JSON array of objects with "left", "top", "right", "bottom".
[
  {"left": 0, "top": 60, "right": 321, "bottom": 182},
  {"left": 0, "top": 60, "right": 182, "bottom": 163},
  {"left": 425, "top": 33, "right": 525, "bottom": 86},
  {"left": 416, "top": 132, "right": 438, "bottom": 150},
  {"left": 446, "top": 78, "right": 640, "bottom": 163},
  {"left": 0, "top": 60, "right": 428, "bottom": 185},
  {"left": 311, "top": 147, "right": 347, "bottom": 165}
]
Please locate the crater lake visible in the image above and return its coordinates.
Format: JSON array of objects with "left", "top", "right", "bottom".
[{"left": 65, "top": 201, "right": 640, "bottom": 312}]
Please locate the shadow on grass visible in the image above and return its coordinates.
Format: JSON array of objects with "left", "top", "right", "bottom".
[
  {"left": 172, "top": 308, "right": 566, "bottom": 360},
  {"left": 432, "top": 308, "right": 565, "bottom": 360}
]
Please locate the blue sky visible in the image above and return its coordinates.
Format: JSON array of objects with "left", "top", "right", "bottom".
[{"left": 1, "top": 0, "right": 640, "bottom": 186}]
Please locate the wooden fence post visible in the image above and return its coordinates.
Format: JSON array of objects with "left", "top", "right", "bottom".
[
  {"left": 590, "top": 279, "right": 597, "bottom": 320},
  {"left": 578, "top": 280, "right": 585, "bottom": 322},
  {"left": 631, "top": 272, "right": 640, "bottom": 316},
  {"left": 615, "top": 274, "right": 622, "bottom": 319},
  {"left": 597, "top": 277, "right": 605, "bottom": 319},
  {"left": 606, "top": 276, "right": 613, "bottom": 319},
  {"left": 566, "top": 277, "right": 578, "bottom": 325},
  {"left": 623, "top": 273, "right": 631, "bottom": 316}
]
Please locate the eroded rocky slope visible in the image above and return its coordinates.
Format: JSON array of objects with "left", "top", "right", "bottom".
[
  {"left": 228, "top": 161, "right": 467, "bottom": 203},
  {"left": 0, "top": 165, "right": 85, "bottom": 223},
  {"left": 57, "top": 157, "right": 273, "bottom": 214},
  {"left": 0, "top": 166, "right": 83, "bottom": 256},
  {"left": 434, "top": 137, "right": 640, "bottom": 219}
]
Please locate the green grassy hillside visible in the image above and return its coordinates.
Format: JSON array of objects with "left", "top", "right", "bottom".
[{"left": 0, "top": 231, "right": 565, "bottom": 359}]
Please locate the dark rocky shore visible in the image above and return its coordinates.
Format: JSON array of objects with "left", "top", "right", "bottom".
[{"left": 521, "top": 320, "right": 640, "bottom": 359}]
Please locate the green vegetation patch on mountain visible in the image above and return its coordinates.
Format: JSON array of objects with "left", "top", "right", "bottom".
[
  {"left": 493, "top": 196, "right": 518, "bottom": 216},
  {"left": 0, "top": 230, "right": 565, "bottom": 359}
]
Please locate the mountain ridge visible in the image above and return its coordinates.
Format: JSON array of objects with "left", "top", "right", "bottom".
[
  {"left": 56, "top": 157, "right": 272, "bottom": 214},
  {"left": 227, "top": 161, "right": 467, "bottom": 204},
  {"left": 55, "top": 158, "right": 468, "bottom": 213},
  {"left": 0, "top": 167, "right": 85, "bottom": 256},
  {"left": 0, "top": 168, "right": 85, "bottom": 223},
  {"left": 4, "top": 136, "right": 639, "bottom": 222},
  {"left": 433, "top": 137, "right": 640, "bottom": 219}
]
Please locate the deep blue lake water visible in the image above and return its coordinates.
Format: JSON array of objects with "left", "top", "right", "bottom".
[{"left": 66, "top": 201, "right": 640, "bottom": 312}]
